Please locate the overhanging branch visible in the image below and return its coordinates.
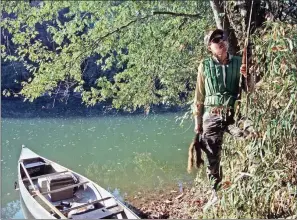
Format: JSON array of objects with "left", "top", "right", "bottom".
[
  {"left": 97, "top": 15, "right": 152, "bottom": 42},
  {"left": 153, "top": 11, "right": 201, "bottom": 18},
  {"left": 82, "top": 14, "right": 152, "bottom": 63},
  {"left": 78, "top": 10, "right": 201, "bottom": 64},
  {"left": 97, "top": 11, "right": 201, "bottom": 42}
]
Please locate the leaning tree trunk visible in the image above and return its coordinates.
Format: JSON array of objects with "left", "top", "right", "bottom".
[{"left": 210, "top": 0, "right": 266, "bottom": 55}]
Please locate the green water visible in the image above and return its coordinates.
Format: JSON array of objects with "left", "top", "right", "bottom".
[{"left": 1, "top": 112, "right": 195, "bottom": 219}]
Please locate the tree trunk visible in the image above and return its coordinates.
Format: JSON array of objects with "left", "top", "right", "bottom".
[
  {"left": 209, "top": 0, "right": 240, "bottom": 55},
  {"left": 209, "top": 0, "right": 223, "bottom": 29}
]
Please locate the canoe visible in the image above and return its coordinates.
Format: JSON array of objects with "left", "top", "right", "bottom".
[{"left": 17, "top": 145, "right": 140, "bottom": 219}]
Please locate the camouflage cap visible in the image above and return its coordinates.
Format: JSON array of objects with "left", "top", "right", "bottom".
[{"left": 204, "top": 29, "right": 225, "bottom": 46}]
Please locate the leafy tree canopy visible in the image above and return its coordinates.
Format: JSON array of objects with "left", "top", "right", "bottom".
[{"left": 1, "top": 1, "right": 213, "bottom": 111}]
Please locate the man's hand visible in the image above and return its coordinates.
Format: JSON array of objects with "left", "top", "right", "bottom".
[
  {"left": 194, "top": 123, "right": 203, "bottom": 134},
  {"left": 240, "top": 64, "right": 247, "bottom": 77}
]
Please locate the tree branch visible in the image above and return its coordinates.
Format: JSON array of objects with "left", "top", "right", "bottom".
[
  {"left": 97, "top": 15, "right": 152, "bottom": 43},
  {"left": 209, "top": 0, "right": 223, "bottom": 29},
  {"left": 76, "top": 10, "right": 201, "bottom": 69},
  {"left": 153, "top": 11, "right": 201, "bottom": 18},
  {"left": 95, "top": 11, "right": 201, "bottom": 43}
]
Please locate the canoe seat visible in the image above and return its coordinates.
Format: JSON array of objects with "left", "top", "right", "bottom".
[
  {"left": 24, "top": 161, "right": 50, "bottom": 177},
  {"left": 47, "top": 173, "right": 77, "bottom": 202},
  {"left": 70, "top": 207, "right": 124, "bottom": 219}
]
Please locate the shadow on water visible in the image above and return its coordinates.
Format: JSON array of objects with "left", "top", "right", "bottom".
[{"left": 1, "top": 97, "right": 183, "bottom": 119}]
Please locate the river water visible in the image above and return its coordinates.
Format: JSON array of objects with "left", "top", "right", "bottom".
[{"left": 1, "top": 104, "right": 195, "bottom": 219}]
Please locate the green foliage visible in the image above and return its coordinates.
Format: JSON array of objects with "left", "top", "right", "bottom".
[{"left": 1, "top": 1, "right": 213, "bottom": 111}]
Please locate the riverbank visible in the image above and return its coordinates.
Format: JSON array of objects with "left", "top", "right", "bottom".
[
  {"left": 124, "top": 184, "right": 210, "bottom": 219},
  {"left": 1, "top": 97, "right": 187, "bottom": 118}
]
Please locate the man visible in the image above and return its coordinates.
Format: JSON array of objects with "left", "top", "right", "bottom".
[{"left": 193, "top": 29, "right": 255, "bottom": 210}]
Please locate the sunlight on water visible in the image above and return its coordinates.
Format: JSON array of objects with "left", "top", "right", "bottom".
[
  {"left": 1, "top": 200, "right": 24, "bottom": 219},
  {"left": 1, "top": 112, "right": 195, "bottom": 218}
]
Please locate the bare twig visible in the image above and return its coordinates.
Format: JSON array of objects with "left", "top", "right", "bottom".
[
  {"left": 52, "top": 82, "right": 61, "bottom": 108},
  {"left": 178, "top": 18, "right": 188, "bottom": 30}
]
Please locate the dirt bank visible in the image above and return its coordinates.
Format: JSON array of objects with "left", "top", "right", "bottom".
[{"left": 125, "top": 185, "right": 210, "bottom": 219}]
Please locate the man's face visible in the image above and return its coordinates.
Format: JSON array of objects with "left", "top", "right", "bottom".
[{"left": 208, "top": 34, "right": 228, "bottom": 56}]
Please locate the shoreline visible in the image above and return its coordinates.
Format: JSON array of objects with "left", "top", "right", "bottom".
[
  {"left": 1, "top": 97, "right": 187, "bottom": 119},
  {"left": 124, "top": 183, "right": 209, "bottom": 219}
]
